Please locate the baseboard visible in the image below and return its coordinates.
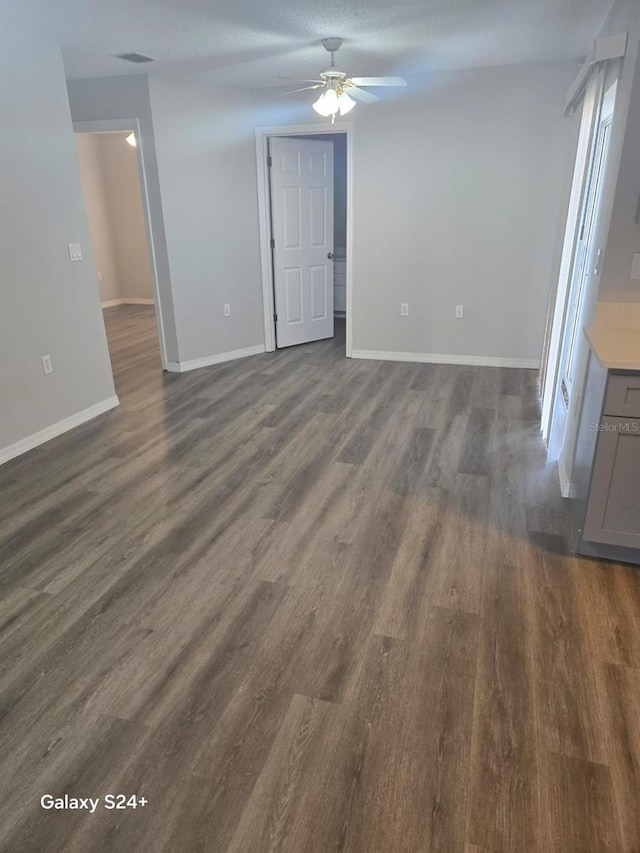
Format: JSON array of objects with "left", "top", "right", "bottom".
[
  {"left": 557, "top": 455, "right": 577, "bottom": 498},
  {"left": 351, "top": 349, "right": 540, "bottom": 369},
  {"left": 101, "top": 298, "right": 154, "bottom": 308},
  {"left": 166, "top": 344, "right": 266, "bottom": 373},
  {"left": 0, "top": 396, "right": 120, "bottom": 466}
]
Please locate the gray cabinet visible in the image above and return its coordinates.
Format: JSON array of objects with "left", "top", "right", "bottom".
[
  {"left": 574, "top": 366, "right": 640, "bottom": 564},
  {"left": 583, "top": 417, "right": 640, "bottom": 547}
]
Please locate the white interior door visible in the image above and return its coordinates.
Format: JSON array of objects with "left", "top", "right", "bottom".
[{"left": 269, "top": 137, "right": 334, "bottom": 348}]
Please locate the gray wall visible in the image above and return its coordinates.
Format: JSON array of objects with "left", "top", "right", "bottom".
[
  {"left": 147, "top": 75, "right": 264, "bottom": 363},
  {"left": 70, "top": 74, "right": 265, "bottom": 365},
  {"left": 257, "top": 61, "right": 578, "bottom": 363},
  {"left": 67, "top": 75, "right": 179, "bottom": 360},
  {"left": 75, "top": 133, "right": 121, "bottom": 304},
  {"left": 0, "top": 31, "right": 116, "bottom": 454},
  {"left": 76, "top": 133, "right": 155, "bottom": 303},
  {"left": 333, "top": 133, "right": 347, "bottom": 252},
  {"left": 352, "top": 63, "right": 577, "bottom": 362}
]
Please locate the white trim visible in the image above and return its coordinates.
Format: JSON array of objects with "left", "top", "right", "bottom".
[
  {"left": 255, "top": 122, "right": 354, "bottom": 357},
  {"left": 564, "top": 33, "right": 627, "bottom": 116},
  {"left": 557, "top": 455, "right": 577, "bottom": 498},
  {"left": 73, "top": 118, "right": 169, "bottom": 370},
  {"left": 541, "top": 71, "right": 605, "bottom": 444},
  {"left": 351, "top": 350, "right": 539, "bottom": 368},
  {"left": 0, "top": 396, "right": 120, "bottom": 466},
  {"left": 165, "top": 344, "right": 266, "bottom": 373},
  {"left": 101, "top": 298, "right": 155, "bottom": 307}
]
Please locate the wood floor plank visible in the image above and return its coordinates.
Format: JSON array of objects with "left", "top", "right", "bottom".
[
  {"left": 224, "top": 693, "right": 344, "bottom": 853},
  {"left": 0, "top": 305, "right": 637, "bottom": 852},
  {"left": 525, "top": 533, "right": 608, "bottom": 765},
  {"left": 339, "top": 608, "right": 479, "bottom": 853},
  {"left": 466, "top": 560, "right": 539, "bottom": 852},
  {"left": 373, "top": 492, "right": 445, "bottom": 640},
  {"left": 0, "top": 711, "right": 150, "bottom": 852},
  {"left": 427, "top": 472, "right": 490, "bottom": 614},
  {"left": 538, "top": 752, "right": 623, "bottom": 853},
  {"left": 596, "top": 663, "right": 640, "bottom": 852},
  {"left": 458, "top": 407, "right": 494, "bottom": 476}
]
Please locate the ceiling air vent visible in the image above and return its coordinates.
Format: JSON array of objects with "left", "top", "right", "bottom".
[{"left": 115, "top": 52, "right": 156, "bottom": 64}]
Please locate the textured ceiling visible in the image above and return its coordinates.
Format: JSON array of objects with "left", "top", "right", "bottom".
[{"left": 2, "top": 0, "right": 613, "bottom": 86}]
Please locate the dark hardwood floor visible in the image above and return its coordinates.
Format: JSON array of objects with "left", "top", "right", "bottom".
[{"left": 1, "top": 304, "right": 638, "bottom": 853}]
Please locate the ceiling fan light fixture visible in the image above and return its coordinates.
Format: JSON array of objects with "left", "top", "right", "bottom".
[
  {"left": 314, "top": 88, "right": 340, "bottom": 117},
  {"left": 338, "top": 92, "right": 356, "bottom": 115},
  {"left": 312, "top": 94, "right": 331, "bottom": 116}
]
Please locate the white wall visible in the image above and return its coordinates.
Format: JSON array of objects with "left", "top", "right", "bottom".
[
  {"left": 76, "top": 133, "right": 155, "bottom": 303},
  {"left": 147, "top": 75, "right": 264, "bottom": 364},
  {"left": 0, "top": 31, "right": 117, "bottom": 459}
]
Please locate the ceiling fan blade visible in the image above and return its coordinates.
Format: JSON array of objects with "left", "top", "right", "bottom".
[
  {"left": 275, "top": 85, "right": 324, "bottom": 97},
  {"left": 345, "top": 86, "right": 380, "bottom": 104},
  {"left": 350, "top": 76, "right": 407, "bottom": 87},
  {"left": 277, "top": 76, "right": 323, "bottom": 84}
]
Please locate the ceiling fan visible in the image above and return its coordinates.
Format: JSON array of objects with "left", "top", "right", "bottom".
[{"left": 279, "top": 38, "right": 407, "bottom": 122}]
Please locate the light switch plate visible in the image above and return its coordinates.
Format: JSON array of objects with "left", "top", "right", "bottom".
[
  {"left": 400, "top": 303, "right": 409, "bottom": 317},
  {"left": 631, "top": 253, "right": 640, "bottom": 280},
  {"left": 455, "top": 304, "right": 464, "bottom": 319}
]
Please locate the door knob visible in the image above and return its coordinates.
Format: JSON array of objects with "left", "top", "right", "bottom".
[{"left": 327, "top": 252, "right": 335, "bottom": 260}]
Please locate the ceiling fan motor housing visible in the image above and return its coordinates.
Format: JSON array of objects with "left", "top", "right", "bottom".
[
  {"left": 320, "top": 69, "right": 346, "bottom": 83},
  {"left": 319, "top": 70, "right": 352, "bottom": 98}
]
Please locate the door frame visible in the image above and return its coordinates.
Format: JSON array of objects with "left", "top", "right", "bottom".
[
  {"left": 73, "top": 118, "right": 169, "bottom": 370},
  {"left": 539, "top": 68, "right": 606, "bottom": 446},
  {"left": 562, "top": 108, "right": 613, "bottom": 398},
  {"left": 255, "top": 122, "right": 354, "bottom": 356}
]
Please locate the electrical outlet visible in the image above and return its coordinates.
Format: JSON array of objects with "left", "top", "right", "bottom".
[
  {"left": 631, "top": 253, "right": 640, "bottom": 280},
  {"left": 223, "top": 303, "right": 231, "bottom": 317},
  {"left": 455, "top": 304, "right": 464, "bottom": 319},
  {"left": 67, "top": 242, "right": 83, "bottom": 262},
  {"left": 400, "top": 303, "right": 409, "bottom": 317},
  {"left": 41, "top": 355, "right": 53, "bottom": 375}
]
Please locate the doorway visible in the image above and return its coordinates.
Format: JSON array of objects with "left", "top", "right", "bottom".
[
  {"left": 255, "top": 123, "right": 353, "bottom": 356},
  {"left": 540, "top": 72, "right": 618, "bottom": 491},
  {"left": 73, "top": 119, "right": 168, "bottom": 384}
]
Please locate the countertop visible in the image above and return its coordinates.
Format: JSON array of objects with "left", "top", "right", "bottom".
[{"left": 585, "top": 325, "right": 640, "bottom": 371}]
